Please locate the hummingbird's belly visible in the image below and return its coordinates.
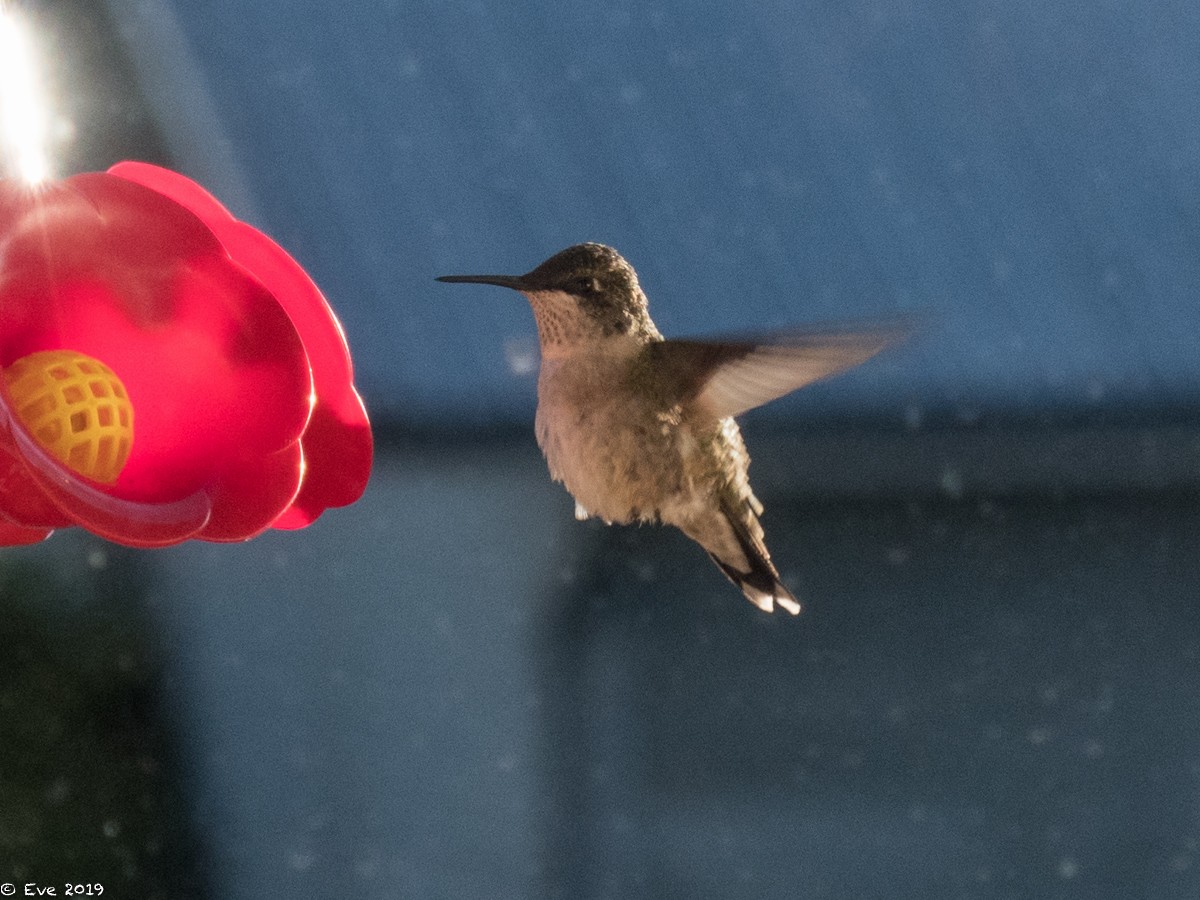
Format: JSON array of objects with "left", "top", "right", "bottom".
[
  {"left": 536, "top": 393, "right": 737, "bottom": 528},
  {"left": 534, "top": 371, "right": 681, "bottom": 523},
  {"left": 534, "top": 349, "right": 755, "bottom": 529},
  {"left": 537, "top": 409, "right": 657, "bottom": 523}
]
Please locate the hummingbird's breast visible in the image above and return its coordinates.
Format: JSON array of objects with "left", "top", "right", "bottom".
[{"left": 534, "top": 343, "right": 749, "bottom": 528}]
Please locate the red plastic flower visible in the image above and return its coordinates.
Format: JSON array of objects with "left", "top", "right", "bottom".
[{"left": 0, "top": 162, "right": 372, "bottom": 547}]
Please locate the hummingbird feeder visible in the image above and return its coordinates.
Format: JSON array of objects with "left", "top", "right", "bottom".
[{"left": 0, "top": 162, "right": 372, "bottom": 547}]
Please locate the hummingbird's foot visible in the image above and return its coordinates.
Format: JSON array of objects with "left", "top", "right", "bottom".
[{"left": 574, "top": 501, "right": 590, "bottom": 521}]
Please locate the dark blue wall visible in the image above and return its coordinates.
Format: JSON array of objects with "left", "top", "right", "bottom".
[{"left": 116, "top": 0, "right": 1200, "bottom": 425}]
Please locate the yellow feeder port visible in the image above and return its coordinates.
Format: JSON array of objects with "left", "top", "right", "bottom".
[{"left": 4, "top": 349, "right": 134, "bottom": 483}]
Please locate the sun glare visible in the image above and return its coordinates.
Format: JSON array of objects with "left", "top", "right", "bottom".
[{"left": 0, "top": 4, "right": 52, "bottom": 185}]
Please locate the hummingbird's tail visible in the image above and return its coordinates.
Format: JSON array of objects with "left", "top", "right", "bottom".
[{"left": 697, "top": 499, "right": 802, "bottom": 616}]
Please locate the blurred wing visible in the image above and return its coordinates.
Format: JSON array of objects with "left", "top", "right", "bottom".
[{"left": 645, "top": 323, "right": 908, "bottom": 419}]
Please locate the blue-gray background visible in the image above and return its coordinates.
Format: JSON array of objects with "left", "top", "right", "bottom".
[
  {"left": 3, "top": 0, "right": 1199, "bottom": 897},
  {"left": 105, "top": 0, "right": 1200, "bottom": 426}
]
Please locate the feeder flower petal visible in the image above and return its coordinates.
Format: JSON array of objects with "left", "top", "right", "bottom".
[{"left": 0, "top": 163, "right": 372, "bottom": 547}]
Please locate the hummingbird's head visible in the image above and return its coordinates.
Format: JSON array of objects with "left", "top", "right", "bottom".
[{"left": 438, "top": 243, "right": 660, "bottom": 354}]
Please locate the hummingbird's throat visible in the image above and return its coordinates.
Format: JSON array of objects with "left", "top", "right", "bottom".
[
  {"left": 525, "top": 290, "right": 611, "bottom": 352},
  {"left": 524, "top": 290, "right": 659, "bottom": 356}
]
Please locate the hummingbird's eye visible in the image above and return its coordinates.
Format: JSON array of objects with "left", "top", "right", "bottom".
[{"left": 575, "top": 276, "right": 600, "bottom": 293}]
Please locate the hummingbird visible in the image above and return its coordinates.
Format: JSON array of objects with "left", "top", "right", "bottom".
[{"left": 438, "top": 243, "right": 903, "bottom": 615}]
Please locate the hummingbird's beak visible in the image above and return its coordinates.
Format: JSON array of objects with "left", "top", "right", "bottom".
[{"left": 436, "top": 273, "right": 527, "bottom": 291}]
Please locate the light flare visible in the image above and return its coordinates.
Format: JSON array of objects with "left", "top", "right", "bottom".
[{"left": 0, "top": 4, "right": 52, "bottom": 185}]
